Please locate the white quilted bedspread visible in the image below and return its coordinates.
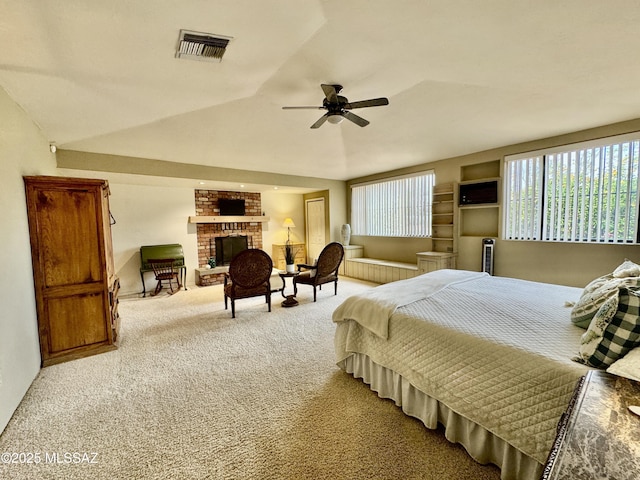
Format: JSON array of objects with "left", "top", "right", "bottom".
[{"left": 334, "top": 270, "right": 591, "bottom": 464}]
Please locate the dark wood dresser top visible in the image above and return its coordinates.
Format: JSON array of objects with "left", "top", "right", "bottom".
[{"left": 542, "top": 370, "right": 640, "bottom": 480}]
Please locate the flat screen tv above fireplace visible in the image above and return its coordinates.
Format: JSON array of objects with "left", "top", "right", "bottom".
[{"left": 219, "top": 199, "right": 246, "bottom": 216}]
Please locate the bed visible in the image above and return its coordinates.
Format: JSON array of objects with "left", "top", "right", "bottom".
[{"left": 332, "top": 269, "right": 592, "bottom": 480}]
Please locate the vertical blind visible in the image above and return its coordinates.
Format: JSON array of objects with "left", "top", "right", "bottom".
[
  {"left": 504, "top": 135, "right": 640, "bottom": 243},
  {"left": 504, "top": 155, "right": 543, "bottom": 240},
  {"left": 351, "top": 171, "right": 434, "bottom": 237}
]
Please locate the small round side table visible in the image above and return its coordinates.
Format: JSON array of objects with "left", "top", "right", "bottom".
[{"left": 279, "top": 271, "right": 300, "bottom": 307}]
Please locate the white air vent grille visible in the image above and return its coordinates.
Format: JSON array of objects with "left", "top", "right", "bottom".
[{"left": 176, "top": 30, "right": 233, "bottom": 62}]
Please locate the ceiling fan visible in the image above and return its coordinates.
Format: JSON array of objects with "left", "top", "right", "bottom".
[{"left": 282, "top": 84, "right": 389, "bottom": 128}]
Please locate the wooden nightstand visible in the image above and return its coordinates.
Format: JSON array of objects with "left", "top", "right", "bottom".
[
  {"left": 271, "top": 242, "right": 306, "bottom": 271},
  {"left": 416, "top": 251, "right": 456, "bottom": 274},
  {"left": 541, "top": 370, "right": 640, "bottom": 480}
]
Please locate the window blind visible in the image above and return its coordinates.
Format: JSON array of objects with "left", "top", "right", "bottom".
[
  {"left": 504, "top": 134, "right": 640, "bottom": 243},
  {"left": 351, "top": 171, "right": 434, "bottom": 237}
]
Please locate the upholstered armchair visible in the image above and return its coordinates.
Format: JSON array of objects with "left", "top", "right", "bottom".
[
  {"left": 293, "top": 242, "right": 344, "bottom": 302},
  {"left": 224, "top": 249, "right": 273, "bottom": 318}
]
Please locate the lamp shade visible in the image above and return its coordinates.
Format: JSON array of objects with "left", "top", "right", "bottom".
[{"left": 282, "top": 218, "right": 296, "bottom": 228}]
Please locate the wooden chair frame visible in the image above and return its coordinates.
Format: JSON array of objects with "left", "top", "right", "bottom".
[
  {"left": 294, "top": 242, "right": 344, "bottom": 302},
  {"left": 148, "top": 258, "right": 181, "bottom": 295},
  {"left": 223, "top": 249, "right": 273, "bottom": 318}
]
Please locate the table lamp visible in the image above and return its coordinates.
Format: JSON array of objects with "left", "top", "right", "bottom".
[{"left": 282, "top": 217, "right": 296, "bottom": 244}]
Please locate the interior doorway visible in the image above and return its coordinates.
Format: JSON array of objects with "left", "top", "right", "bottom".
[{"left": 305, "top": 198, "right": 326, "bottom": 264}]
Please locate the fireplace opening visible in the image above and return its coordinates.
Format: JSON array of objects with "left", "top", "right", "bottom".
[{"left": 215, "top": 235, "right": 249, "bottom": 266}]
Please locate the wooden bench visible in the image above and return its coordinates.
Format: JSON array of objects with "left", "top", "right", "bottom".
[
  {"left": 341, "top": 248, "right": 456, "bottom": 284},
  {"left": 344, "top": 257, "right": 419, "bottom": 284}
]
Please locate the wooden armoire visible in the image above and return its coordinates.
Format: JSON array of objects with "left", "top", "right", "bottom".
[{"left": 24, "top": 176, "right": 120, "bottom": 366}]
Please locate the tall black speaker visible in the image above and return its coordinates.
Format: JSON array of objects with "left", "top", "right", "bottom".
[{"left": 482, "top": 238, "right": 495, "bottom": 275}]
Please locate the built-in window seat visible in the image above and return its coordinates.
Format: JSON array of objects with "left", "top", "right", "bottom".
[
  {"left": 340, "top": 245, "right": 457, "bottom": 284},
  {"left": 344, "top": 257, "right": 419, "bottom": 283}
]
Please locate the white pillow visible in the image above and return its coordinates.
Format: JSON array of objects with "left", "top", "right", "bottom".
[
  {"left": 571, "top": 261, "right": 640, "bottom": 329},
  {"left": 613, "top": 258, "right": 640, "bottom": 278},
  {"left": 607, "top": 346, "right": 640, "bottom": 381},
  {"left": 571, "top": 274, "right": 616, "bottom": 328}
]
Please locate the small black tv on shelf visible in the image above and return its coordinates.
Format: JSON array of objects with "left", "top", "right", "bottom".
[
  {"left": 218, "top": 199, "right": 246, "bottom": 216},
  {"left": 459, "top": 180, "right": 498, "bottom": 205}
]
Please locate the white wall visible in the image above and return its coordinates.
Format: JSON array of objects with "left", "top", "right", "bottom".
[
  {"left": 0, "top": 86, "right": 57, "bottom": 433},
  {"left": 108, "top": 183, "right": 199, "bottom": 295},
  {"left": 261, "top": 191, "right": 306, "bottom": 251}
]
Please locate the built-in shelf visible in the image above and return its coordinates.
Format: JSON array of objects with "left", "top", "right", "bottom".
[
  {"left": 458, "top": 203, "right": 499, "bottom": 210},
  {"left": 459, "top": 204, "right": 499, "bottom": 237},
  {"left": 461, "top": 160, "right": 500, "bottom": 182},
  {"left": 459, "top": 176, "right": 501, "bottom": 185},
  {"left": 188, "top": 215, "right": 270, "bottom": 224},
  {"left": 432, "top": 182, "right": 456, "bottom": 253},
  {"left": 458, "top": 160, "right": 501, "bottom": 239}
]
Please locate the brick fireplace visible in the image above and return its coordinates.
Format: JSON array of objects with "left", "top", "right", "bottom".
[{"left": 195, "top": 189, "right": 263, "bottom": 286}]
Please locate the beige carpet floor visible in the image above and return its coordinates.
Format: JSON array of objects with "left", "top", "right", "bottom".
[{"left": 0, "top": 277, "right": 500, "bottom": 479}]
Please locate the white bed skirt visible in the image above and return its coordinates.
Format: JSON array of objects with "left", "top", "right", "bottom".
[{"left": 339, "top": 353, "right": 544, "bottom": 480}]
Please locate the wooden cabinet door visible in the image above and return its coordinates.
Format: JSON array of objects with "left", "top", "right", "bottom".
[
  {"left": 46, "top": 293, "right": 109, "bottom": 353},
  {"left": 34, "top": 186, "right": 103, "bottom": 286},
  {"left": 25, "top": 177, "right": 115, "bottom": 366}
]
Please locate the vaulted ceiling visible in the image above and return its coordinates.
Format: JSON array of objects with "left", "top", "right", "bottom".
[{"left": 2, "top": 1, "right": 640, "bottom": 182}]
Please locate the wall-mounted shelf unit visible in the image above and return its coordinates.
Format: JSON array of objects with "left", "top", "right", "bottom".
[
  {"left": 188, "top": 215, "right": 270, "bottom": 224},
  {"left": 432, "top": 182, "right": 456, "bottom": 253}
]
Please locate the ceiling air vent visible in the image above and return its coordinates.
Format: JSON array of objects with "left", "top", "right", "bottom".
[{"left": 176, "top": 30, "right": 233, "bottom": 63}]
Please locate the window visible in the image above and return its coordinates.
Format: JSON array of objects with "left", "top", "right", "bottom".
[
  {"left": 504, "top": 133, "right": 640, "bottom": 243},
  {"left": 351, "top": 171, "right": 434, "bottom": 237}
]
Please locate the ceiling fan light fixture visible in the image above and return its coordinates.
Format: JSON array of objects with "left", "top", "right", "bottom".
[{"left": 283, "top": 84, "right": 388, "bottom": 128}]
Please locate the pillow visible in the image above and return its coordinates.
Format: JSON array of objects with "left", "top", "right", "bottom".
[
  {"left": 607, "top": 346, "right": 640, "bottom": 381},
  {"left": 613, "top": 258, "right": 640, "bottom": 278},
  {"left": 573, "top": 287, "right": 640, "bottom": 368},
  {"left": 570, "top": 273, "right": 640, "bottom": 329},
  {"left": 571, "top": 274, "right": 616, "bottom": 328}
]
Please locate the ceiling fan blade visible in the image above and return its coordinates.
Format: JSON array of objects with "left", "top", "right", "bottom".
[
  {"left": 342, "top": 111, "right": 370, "bottom": 127},
  {"left": 321, "top": 84, "right": 340, "bottom": 104},
  {"left": 343, "top": 97, "right": 389, "bottom": 109},
  {"left": 282, "top": 106, "right": 325, "bottom": 110},
  {"left": 310, "top": 113, "right": 329, "bottom": 129}
]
